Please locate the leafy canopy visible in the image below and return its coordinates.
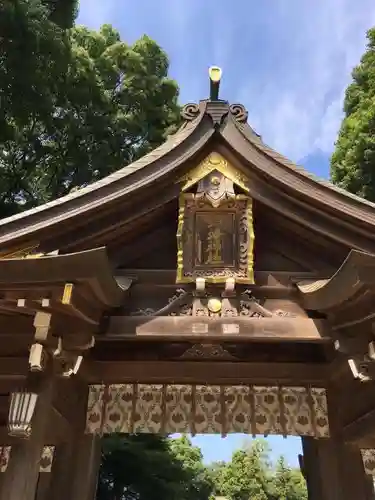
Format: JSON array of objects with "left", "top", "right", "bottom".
[
  {"left": 97, "top": 435, "right": 212, "bottom": 500},
  {"left": 0, "top": 1, "right": 180, "bottom": 217},
  {"left": 97, "top": 436, "right": 307, "bottom": 500},
  {"left": 331, "top": 28, "right": 375, "bottom": 201}
]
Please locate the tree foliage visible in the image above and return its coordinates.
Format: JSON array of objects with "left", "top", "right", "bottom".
[
  {"left": 207, "top": 439, "right": 307, "bottom": 500},
  {"left": 331, "top": 28, "right": 375, "bottom": 201},
  {"left": 97, "top": 436, "right": 307, "bottom": 500},
  {"left": 0, "top": 1, "right": 180, "bottom": 217},
  {"left": 268, "top": 456, "right": 307, "bottom": 500},
  {"left": 97, "top": 435, "right": 212, "bottom": 500},
  {"left": 169, "top": 435, "right": 214, "bottom": 500}
]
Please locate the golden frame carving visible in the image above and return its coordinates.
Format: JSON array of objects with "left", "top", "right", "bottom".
[
  {"left": 179, "top": 152, "right": 250, "bottom": 193},
  {"left": 176, "top": 152, "right": 254, "bottom": 284}
]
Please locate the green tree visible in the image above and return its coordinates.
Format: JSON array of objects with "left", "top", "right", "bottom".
[
  {"left": 0, "top": 0, "right": 70, "bottom": 129},
  {"left": 97, "top": 434, "right": 189, "bottom": 500},
  {"left": 219, "top": 440, "right": 270, "bottom": 500},
  {"left": 43, "top": 0, "right": 78, "bottom": 28},
  {"left": 331, "top": 28, "right": 375, "bottom": 201},
  {"left": 269, "top": 456, "right": 307, "bottom": 500},
  {"left": 206, "top": 461, "right": 227, "bottom": 496},
  {"left": 169, "top": 435, "right": 214, "bottom": 500},
  {"left": 0, "top": 11, "right": 180, "bottom": 216}
]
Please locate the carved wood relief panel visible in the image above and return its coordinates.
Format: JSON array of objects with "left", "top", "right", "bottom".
[
  {"left": 86, "top": 384, "right": 329, "bottom": 438},
  {"left": 176, "top": 152, "right": 254, "bottom": 284}
]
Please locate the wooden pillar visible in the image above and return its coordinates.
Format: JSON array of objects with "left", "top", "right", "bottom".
[
  {"left": 302, "top": 437, "right": 375, "bottom": 500},
  {"left": 46, "top": 440, "right": 75, "bottom": 500},
  {"left": 70, "top": 434, "right": 102, "bottom": 500},
  {"left": 0, "top": 375, "right": 54, "bottom": 500},
  {"left": 34, "top": 474, "right": 51, "bottom": 500},
  {"left": 47, "top": 434, "right": 101, "bottom": 500}
]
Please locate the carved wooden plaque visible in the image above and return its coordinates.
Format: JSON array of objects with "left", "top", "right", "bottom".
[
  {"left": 176, "top": 152, "right": 254, "bottom": 284},
  {"left": 194, "top": 211, "right": 236, "bottom": 268}
]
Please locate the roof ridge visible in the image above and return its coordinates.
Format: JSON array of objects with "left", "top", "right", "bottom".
[
  {"left": 234, "top": 119, "right": 375, "bottom": 211},
  {"left": 0, "top": 102, "right": 208, "bottom": 229}
]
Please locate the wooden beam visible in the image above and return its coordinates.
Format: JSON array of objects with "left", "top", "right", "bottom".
[
  {"left": 53, "top": 378, "right": 88, "bottom": 431},
  {"left": 110, "top": 224, "right": 175, "bottom": 267},
  {"left": 115, "top": 269, "right": 326, "bottom": 287},
  {"left": 55, "top": 184, "right": 180, "bottom": 252},
  {"left": 0, "top": 357, "right": 28, "bottom": 378},
  {"left": 107, "top": 316, "right": 330, "bottom": 341},
  {"left": 0, "top": 427, "right": 60, "bottom": 446},
  {"left": 0, "top": 315, "right": 33, "bottom": 334},
  {"left": 342, "top": 406, "right": 375, "bottom": 444},
  {"left": 85, "top": 360, "right": 330, "bottom": 385}
]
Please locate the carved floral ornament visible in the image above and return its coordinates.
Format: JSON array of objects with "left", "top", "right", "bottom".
[
  {"left": 176, "top": 152, "right": 254, "bottom": 285},
  {"left": 130, "top": 288, "right": 293, "bottom": 319},
  {"left": 86, "top": 384, "right": 329, "bottom": 439}
]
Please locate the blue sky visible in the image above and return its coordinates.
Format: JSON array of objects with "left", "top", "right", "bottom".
[{"left": 77, "top": 0, "right": 375, "bottom": 466}]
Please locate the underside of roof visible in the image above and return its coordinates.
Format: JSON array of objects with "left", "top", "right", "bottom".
[{"left": 0, "top": 99, "right": 375, "bottom": 256}]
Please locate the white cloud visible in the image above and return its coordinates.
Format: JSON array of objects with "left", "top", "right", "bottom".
[
  {"left": 76, "top": 0, "right": 375, "bottom": 164},
  {"left": 236, "top": 0, "right": 375, "bottom": 161}
]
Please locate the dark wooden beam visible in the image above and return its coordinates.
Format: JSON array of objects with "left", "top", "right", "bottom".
[
  {"left": 84, "top": 360, "right": 330, "bottom": 385},
  {"left": 0, "top": 330, "right": 96, "bottom": 358},
  {"left": 109, "top": 219, "right": 176, "bottom": 267},
  {"left": 106, "top": 316, "right": 330, "bottom": 341},
  {"left": 342, "top": 405, "right": 375, "bottom": 444},
  {"left": 0, "top": 357, "right": 28, "bottom": 379},
  {"left": 0, "top": 427, "right": 60, "bottom": 446},
  {"left": 53, "top": 378, "right": 88, "bottom": 432},
  {"left": 115, "top": 269, "right": 326, "bottom": 285},
  {"left": 55, "top": 184, "right": 180, "bottom": 252}
]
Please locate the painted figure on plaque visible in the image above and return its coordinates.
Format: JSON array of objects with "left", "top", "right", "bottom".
[
  {"left": 195, "top": 213, "right": 236, "bottom": 268},
  {"left": 205, "top": 223, "right": 224, "bottom": 264}
]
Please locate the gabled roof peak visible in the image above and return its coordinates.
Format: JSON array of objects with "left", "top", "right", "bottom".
[{"left": 181, "top": 100, "right": 249, "bottom": 128}]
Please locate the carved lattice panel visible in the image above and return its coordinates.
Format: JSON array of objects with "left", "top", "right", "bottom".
[{"left": 86, "top": 384, "right": 329, "bottom": 438}]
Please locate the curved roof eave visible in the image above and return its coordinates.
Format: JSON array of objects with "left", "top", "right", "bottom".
[
  {"left": 0, "top": 247, "right": 125, "bottom": 306},
  {"left": 296, "top": 249, "right": 375, "bottom": 310},
  {"left": 0, "top": 98, "right": 375, "bottom": 251},
  {"left": 0, "top": 101, "right": 215, "bottom": 246},
  {"left": 223, "top": 116, "right": 375, "bottom": 226}
]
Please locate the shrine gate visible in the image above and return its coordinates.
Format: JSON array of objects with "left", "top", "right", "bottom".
[{"left": 0, "top": 69, "right": 375, "bottom": 499}]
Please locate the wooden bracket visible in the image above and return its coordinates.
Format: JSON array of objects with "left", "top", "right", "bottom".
[
  {"left": 28, "top": 310, "right": 53, "bottom": 372},
  {"left": 51, "top": 335, "right": 95, "bottom": 378},
  {"left": 33, "top": 311, "right": 52, "bottom": 342},
  {"left": 346, "top": 341, "right": 375, "bottom": 382}
]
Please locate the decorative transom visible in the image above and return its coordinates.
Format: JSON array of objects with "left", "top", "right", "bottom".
[{"left": 86, "top": 384, "right": 329, "bottom": 438}]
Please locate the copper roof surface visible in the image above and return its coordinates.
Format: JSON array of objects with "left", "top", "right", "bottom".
[{"left": 0, "top": 99, "right": 374, "bottom": 252}]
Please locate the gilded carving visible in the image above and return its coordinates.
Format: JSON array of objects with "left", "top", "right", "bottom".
[
  {"left": 176, "top": 152, "right": 254, "bottom": 285},
  {"left": 0, "top": 244, "right": 40, "bottom": 259},
  {"left": 207, "top": 298, "right": 222, "bottom": 313},
  {"left": 196, "top": 170, "right": 235, "bottom": 208},
  {"left": 179, "top": 152, "right": 250, "bottom": 193}
]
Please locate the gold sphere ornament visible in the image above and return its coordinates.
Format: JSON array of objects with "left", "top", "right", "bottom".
[{"left": 207, "top": 298, "right": 222, "bottom": 313}]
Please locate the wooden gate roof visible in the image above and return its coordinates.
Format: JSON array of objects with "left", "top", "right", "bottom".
[{"left": 1, "top": 99, "right": 375, "bottom": 256}]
